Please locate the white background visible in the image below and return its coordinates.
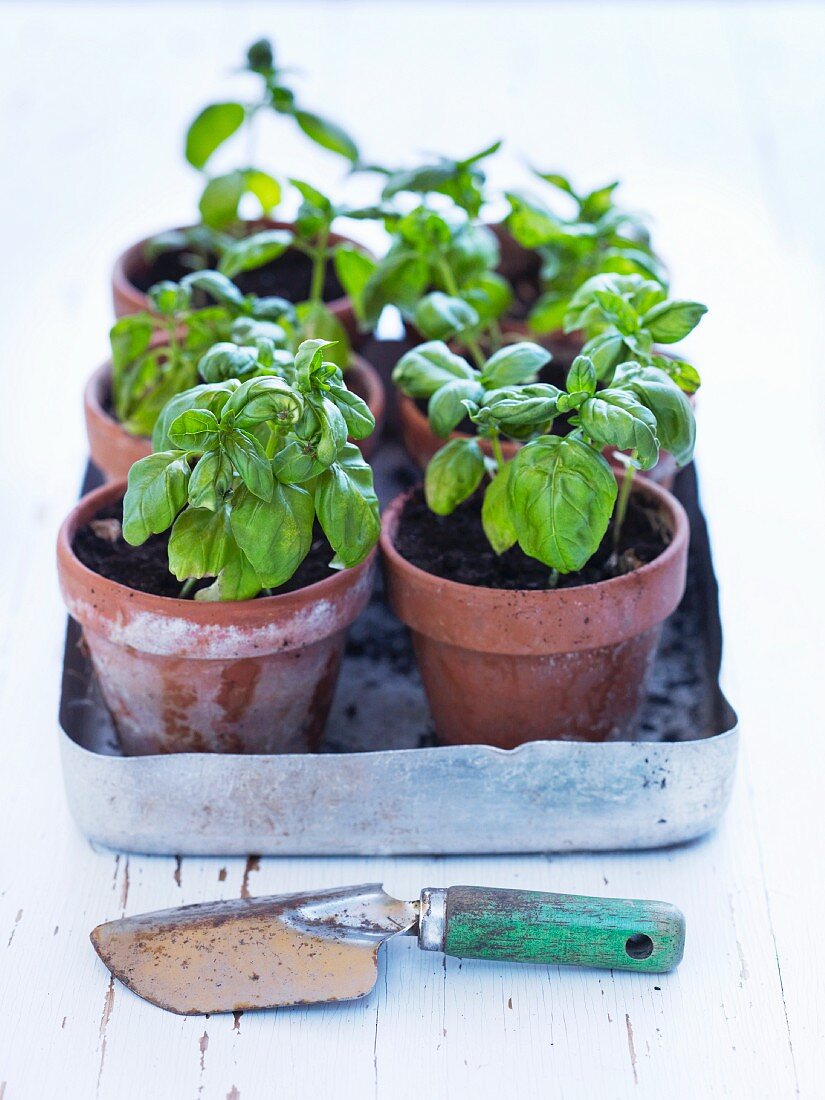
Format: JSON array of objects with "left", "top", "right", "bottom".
[{"left": 0, "top": 2, "right": 823, "bottom": 1098}]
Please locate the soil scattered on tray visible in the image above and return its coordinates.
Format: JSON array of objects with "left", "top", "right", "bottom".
[
  {"left": 73, "top": 502, "right": 339, "bottom": 599},
  {"left": 133, "top": 245, "right": 344, "bottom": 305},
  {"left": 394, "top": 486, "right": 669, "bottom": 591}
]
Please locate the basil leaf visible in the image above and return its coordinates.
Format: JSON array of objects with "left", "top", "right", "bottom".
[
  {"left": 481, "top": 461, "right": 517, "bottom": 554},
  {"left": 185, "top": 102, "right": 245, "bottom": 170},
  {"left": 151, "top": 381, "right": 238, "bottom": 451},
  {"left": 642, "top": 299, "right": 707, "bottom": 343},
  {"left": 579, "top": 390, "right": 659, "bottom": 470},
  {"left": 180, "top": 269, "right": 244, "bottom": 307},
  {"left": 612, "top": 364, "right": 696, "bottom": 466},
  {"left": 197, "top": 342, "right": 260, "bottom": 383},
  {"left": 195, "top": 540, "right": 262, "bottom": 602},
  {"left": 198, "top": 170, "right": 246, "bottom": 229},
  {"left": 168, "top": 504, "right": 235, "bottom": 581},
  {"left": 294, "top": 301, "right": 350, "bottom": 369},
  {"left": 230, "top": 375, "right": 303, "bottom": 428},
  {"left": 326, "top": 382, "right": 375, "bottom": 440},
  {"left": 651, "top": 354, "right": 701, "bottom": 395},
  {"left": 428, "top": 378, "right": 485, "bottom": 438},
  {"left": 294, "top": 110, "right": 359, "bottom": 163},
  {"left": 314, "top": 443, "right": 380, "bottom": 567},
  {"left": 333, "top": 246, "right": 377, "bottom": 324},
  {"left": 230, "top": 482, "right": 315, "bottom": 588},
  {"left": 566, "top": 355, "right": 597, "bottom": 397},
  {"left": 592, "top": 290, "right": 639, "bottom": 336},
  {"left": 414, "top": 292, "right": 479, "bottom": 341},
  {"left": 392, "top": 341, "right": 477, "bottom": 398},
  {"left": 310, "top": 395, "right": 348, "bottom": 465},
  {"left": 168, "top": 408, "right": 221, "bottom": 452},
  {"left": 424, "top": 438, "right": 485, "bottom": 515},
  {"left": 187, "top": 450, "right": 234, "bottom": 511},
  {"left": 224, "top": 428, "right": 275, "bottom": 501},
  {"left": 481, "top": 342, "right": 551, "bottom": 387},
  {"left": 122, "top": 451, "right": 190, "bottom": 545},
  {"left": 510, "top": 436, "right": 617, "bottom": 572},
  {"left": 217, "top": 229, "right": 293, "bottom": 279}
]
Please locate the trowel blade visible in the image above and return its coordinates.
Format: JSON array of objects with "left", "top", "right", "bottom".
[{"left": 90, "top": 883, "right": 418, "bottom": 1015}]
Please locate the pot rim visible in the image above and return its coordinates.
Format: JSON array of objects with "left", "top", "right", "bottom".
[
  {"left": 380, "top": 474, "right": 688, "bottom": 600},
  {"left": 112, "top": 218, "right": 373, "bottom": 313},
  {"left": 57, "top": 477, "right": 377, "bottom": 621}
]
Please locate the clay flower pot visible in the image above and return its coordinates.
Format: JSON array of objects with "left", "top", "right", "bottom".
[
  {"left": 57, "top": 480, "right": 376, "bottom": 756},
  {"left": 112, "top": 219, "right": 369, "bottom": 346},
  {"left": 84, "top": 353, "right": 386, "bottom": 481},
  {"left": 380, "top": 477, "right": 689, "bottom": 748}
]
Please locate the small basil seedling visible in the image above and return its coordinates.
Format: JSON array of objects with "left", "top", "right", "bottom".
[
  {"left": 392, "top": 340, "right": 699, "bottom": 578},
  {"left": 122, "top": 339, "right": 379, "bottom": 600},
  {"left": 374, "top": 140, "right": 502, "bottom": 218}
]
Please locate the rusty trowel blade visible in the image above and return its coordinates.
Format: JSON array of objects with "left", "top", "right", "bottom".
[{"left": 90, "top": 883, "right": 418, "bottom": 1015}]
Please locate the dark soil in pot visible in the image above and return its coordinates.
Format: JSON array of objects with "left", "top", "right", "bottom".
[
  {"left": 74, "top": 502, "right": 337, "bottom": 599},
  {"left": 133, "top": 246, "right": 345, "bottom": 305},
  {"left": 395, "top": 487, "right": 668, "bottom": 591}
]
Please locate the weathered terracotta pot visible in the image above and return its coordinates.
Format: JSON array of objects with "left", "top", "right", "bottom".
[
  {"left": 112, "top": 219, "right": 369, "bottom": 346},
  {"left": 84, "top": 353, "right": 386, "bottom": 481},
  {"left": 380, "top": 477, "right": 689, "bottom": 748},
  {"left": 57, "top": 480, "right": 376, "bottom": 756}
]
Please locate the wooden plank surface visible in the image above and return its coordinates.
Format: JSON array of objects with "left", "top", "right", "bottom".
[{"left": 0, "top": 3, "right": 823, "bottom": 1098}]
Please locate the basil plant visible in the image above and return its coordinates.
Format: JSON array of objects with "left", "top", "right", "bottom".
[
  {"left": 563, "top": 273, "right": 707, "bottom": 394},
  {"left": 505, "top": 173, "right": 666, "bottom": 336},
  {"left": 373, "top": 140, "right": 501, "bottom": 219},
  {"left": 110, "top": 271, "right": 297, "bottom": 436},
  {"left": 392, "top": 340, "right": 699, "bottom": 576},
  {"left": 361, "top": 203, "right": 512, "bottom": 366},
  {"left": 122, "top": 339, "right": 379, "bottom": 601}
]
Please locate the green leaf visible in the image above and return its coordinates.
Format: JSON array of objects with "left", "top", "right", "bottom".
[
  {"left": 480, "top": 385, "right": 560, "bottom": 435},
  {"left": 181, "top": 269, "right": 244, "bottom": 306},
  {"left": 224, "top": 428, "right": 275, "bottom": 500},
  {"left": 195, "top": 541, "right": 262, "bottom": 601},
  {"left": 414, "top": 292, "right": 479, "bottom": 341},
  {"left": 151, "top": 381, "right": 238, "bottom": 451},
  {"left": 592, "top": 290, "right": 639, "bottom": 336},
  {"left": 333, "top": 246, "right": 377, "bottom": 324},
  {"left": 242, "top": 170, "right": 281, "bottom": 214},
  {"left": 425, "top": 438, "right": 485, "bottom": 515},
  {"left": 642, "top": 299, "right": 707, "bottom": 343},
  {"left": 310, "top": 395, "right": 349, "bottom": 465},
  {"left": 314, "top": 443, "right": 380, "bottom": 567},
  {"left": 197, "top": 342, "right": 260, "bottom": 383},
  {"left": 122, "top": 451, "right": 190, "bottom": 545},
  {"left": 188, "top": 450, "right": 234, "bottom": 510},
  {"left": 481, "top": 343, "right": 551, "bottom": 388},
  {"left": 612, "top": 364, "right": 696, "bottom": 465},
  {"left": 428, "top": 378, "right": 484, "bottom": 438},
  {"left": 217, "top": 229, "right": 293, "bottom": 279},
  {"left": 581, "top": 330, "right": 627, "bottom": 380},
  {"left": 579, "top": 390, "right": 659, "bottom": 470},
  {"left": 392, "top": 341, "right": 477, "bottom": 398},
  {"left": 510, "top": 436, "right": 617, "bottom": 573},
  {"left": 199, "top": 171, "right": 246, "bottom": 229},
  {"left": 294, "top": 301, "right": 350, "bottom": 369},
  {"left": 651, "top": 354, "right": 701, "bottom": 395},
  {"left": 168, "top": 505, "right": 235, "bottom": 580},
  {"left": 566, "top": 355, "right": 597, "bottom": 397},
  {"left": 326, "top": 382, "right": 375, "bottom": 440},
  {"left": 185, "top": 102, "right": 246, "bottom": 170},
  {"left": 505, "top": 192, "right": 560, "bottom": 249},
  {"left": 361, "top": 248, "right": 429, "bottom": 326},
  {"left": 230, "top": 482, "right": 315, "bottom": 588},
  {"left": 228, "top": 375, "right": 303, "bottom": 427},
  {"left": 528, "top": 293, "right": 569, "bottom": 336},
  {"left": 481, "top": 461, "right": 517, "bottom": 554},
  {"left": 294, "top": 110, "right": 359, "bottom": 162},
  {"left": 168, "top": 408, "right": 221, "bottom": 452},
  {"left": 147, "top": 280, "right": 191, "bottom": 316},
  {"left": 460, "top": 271, "right": 513, "bottom": 324}
]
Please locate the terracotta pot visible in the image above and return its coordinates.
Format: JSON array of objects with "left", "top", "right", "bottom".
[
  {"left": 57, "top": 480, "right": 376, "bottom": 756},
  {"left": 380, "top": 477, "right": 689, "bottom": 748},
  {"left": 112, "top": 219, "right": 369, "bottom": 346},
  {"left": 84, "top": 353, "right": 386, "bottom": 481}
]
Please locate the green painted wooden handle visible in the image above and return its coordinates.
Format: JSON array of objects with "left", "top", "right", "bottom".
[{"left": 440, "top": 886, "right": 685, "bottom": 973}]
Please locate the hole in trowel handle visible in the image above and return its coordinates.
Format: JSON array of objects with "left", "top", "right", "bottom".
[{"left": 625, "top": 933, "right": 654, "bottom": 960}]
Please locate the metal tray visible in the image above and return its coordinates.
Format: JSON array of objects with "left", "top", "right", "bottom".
[{"left": 58, "top": 340, "right": 738, "bottom": 855}]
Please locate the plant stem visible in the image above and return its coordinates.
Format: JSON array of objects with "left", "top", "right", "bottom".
[
  {"left": 179, "top": 577, "right": 197, "bottom": 599},
  {"left": 613, "top": 457, "right": 636, "bottom": 551},
  {"left": 490, "top": 431, "right": 506, "bottom": 474},
  {"left": 436, "top": 258, "right": 486, "bottom": 370},
  {"left": 309, "top": 225, "right": 330, "bottom": 307}
]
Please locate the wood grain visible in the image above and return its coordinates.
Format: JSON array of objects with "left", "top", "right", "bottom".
[{"left": 0, "top": 2, "right": 823, "bottom": 1098}]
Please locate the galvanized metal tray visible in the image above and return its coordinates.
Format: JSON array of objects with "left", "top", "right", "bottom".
[{"left": 58, "top": 341, "right": 738, "bottom": 855}]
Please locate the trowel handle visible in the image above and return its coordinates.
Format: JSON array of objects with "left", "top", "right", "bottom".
[{"left": 418, "top": 886, "right": 685, "bottom": 973}]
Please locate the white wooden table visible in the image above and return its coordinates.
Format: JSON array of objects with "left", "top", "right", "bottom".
[{"left": 1, "top": 3, "right": 823, "bottom": 1097}]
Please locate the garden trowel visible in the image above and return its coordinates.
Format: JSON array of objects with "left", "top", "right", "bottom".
[{"left": 91, "top": 882, "right": 685, "bottom": 1015}]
